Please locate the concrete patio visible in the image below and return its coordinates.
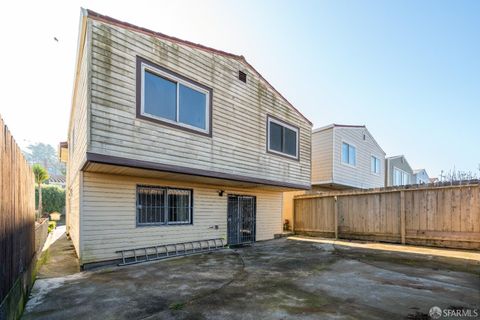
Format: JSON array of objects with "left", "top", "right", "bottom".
[{"left": 23, "top": 236, "right": 480, "bottom": 320}]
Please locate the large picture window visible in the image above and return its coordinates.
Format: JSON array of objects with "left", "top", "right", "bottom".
[
  {"left": 267, "top": 116, "right": 299, "bottom": 159},
  {"left": 136, "top": 185, "right": 193, "bottom": 226},
  {"left": 138, "top": 57, "right": 211, "bottom": 135},
  {"left": 393, "top": 168, "right": 410, "bottom": 186}
]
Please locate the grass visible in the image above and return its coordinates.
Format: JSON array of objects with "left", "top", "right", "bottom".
[{"left": 48, "top": 221, "right": 56, "bottom": 233}]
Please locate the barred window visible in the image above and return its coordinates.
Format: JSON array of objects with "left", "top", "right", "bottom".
[{"left": 136, "top": 185, "right": 192, "bottom": 226}]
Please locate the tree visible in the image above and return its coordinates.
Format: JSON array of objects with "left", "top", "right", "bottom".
[
  {"left": 24, "top": 143, "right": 65, "bottom": 176},
  {"left": 33, "top": 164, "right": 49, "bottom": 218}
]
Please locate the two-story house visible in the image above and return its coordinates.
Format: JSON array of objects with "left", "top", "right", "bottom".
[
  {"left": 385, "top": 155, "right": 413, "bottom": 186},
  {"left": 413, "top": 169, "right": 430, "bottom": 184},
  {"left": 60, "top": 9, "right": 311, "bottom": 267},
  {"left": 311, "top": 124, "right": 386, "bottom": 190}
]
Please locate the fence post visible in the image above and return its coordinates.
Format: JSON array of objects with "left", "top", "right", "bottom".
[
  {"left": 334, "top": 196, "right": 338, "bottom": 239},
  {"left": 400, "top": 191, "right": 406, "bottom": 244}
]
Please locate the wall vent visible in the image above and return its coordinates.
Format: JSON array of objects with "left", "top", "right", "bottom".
[{"left": 238, "top": 71, "right": 247, "bottom": 83}]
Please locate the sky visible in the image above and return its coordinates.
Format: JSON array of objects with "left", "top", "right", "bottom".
[{"left": 0, "top": 0, "right": 478, "bottom": 178}]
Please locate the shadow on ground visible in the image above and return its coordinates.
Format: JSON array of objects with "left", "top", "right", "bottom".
[{"left": 22, "top": 237, "right": 480, "bottom": 320}]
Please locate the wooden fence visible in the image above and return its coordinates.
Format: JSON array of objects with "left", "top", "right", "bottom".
[
  {"left": 0, "top": 116, "right": 35, "bottom": 307},
  {"left": 294, "top": 182, "right": 480, "bottom": 250}
]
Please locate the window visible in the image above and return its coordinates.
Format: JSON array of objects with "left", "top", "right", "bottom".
[
  {"left": 341, "top": 142, "right": 356, "bottom": 166},
  {"left": 371, "top": 156, "right": 381, "bottom": 174},
  {"left": 139, "top": 58, "right": 211, "bottom": 135},
  {"left": 393, "top": 168, "right": 410, "bottom": 186},
  {"left": 267, "top": 116, "right": 299, "bottom": 159},
  {"left": 136, "top": 185, "right": 192, "bottom": 226}
]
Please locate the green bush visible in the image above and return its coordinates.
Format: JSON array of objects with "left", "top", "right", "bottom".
[
  {"left": 48, "top": 221, "right": 56, "bottom": 233},
  {"left": 35, "top": 185, "right": 66, "bottom": 214}
]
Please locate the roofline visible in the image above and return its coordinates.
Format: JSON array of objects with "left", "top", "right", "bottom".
[
  {"left": 84, "top": 9, "right": 312, "bottom": 126},
  {"left": 386, "top": 155, "right": 413, "bottom": 172},
  {"left": 312, "top": 123, "right": 385, "bottom": 154},
  {"left": 313, "top": 123, "right": 366, "bottom": 134}
]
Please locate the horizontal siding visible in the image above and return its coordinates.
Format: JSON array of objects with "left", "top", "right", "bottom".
[
  {"left": 80, "top": 172, "right": 282, "bottom": 264},
  {"left": 386, "top": 157, "right": 414, "bottom": 186},
  {"left": 332, "top": 128, "right": 385, "bottom": 189},
  {"left": 311, "top": 129, "right": 333, "bottom": 184},
  {"left": 67, "top": 174, "right": 80, "bottom": 257},
  {"left": 88, "top": 20, "right": 311, "bottom": 187}
]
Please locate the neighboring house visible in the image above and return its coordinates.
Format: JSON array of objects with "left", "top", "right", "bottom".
[
  {"left": 311, "top": 124, "right": 386, "bottom": 190},
  {"left": 429, "top": 177, "right": 439, "bottom": 183},
  {"left": 60, "top": 9, "right": 312, "bottom": 267},
  {"left": 47, "top": 174, "right": 66, "bottom": 189},
  {"left": 385, "top": 155, "right": 414, "bottom": 186},
  {"left": 413, "top": 169, "right": 430, "bottom": 184}
]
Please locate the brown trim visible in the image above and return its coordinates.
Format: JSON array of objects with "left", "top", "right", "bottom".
[
  {"left": 85, "top": 9, "right": 312, "bottom": 126},
  {"left": 59, "top": 141, "right": 68, "bottom": 148},
  {"left": 83, "top": 152, "right": 310, "bottom": 190},
  {"left": 136, "top": 56, "right": 213, "bottom": 137},
  {"left": 266, "top": 114, "right": 300, "bottom": 162}
]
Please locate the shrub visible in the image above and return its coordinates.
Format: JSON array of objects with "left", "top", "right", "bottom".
[
  {"left": 35, "top": 185, "right": 66, "bottom": 214},
  {"left": 48, "top": 221, "right": 56, "bottom": 233}
]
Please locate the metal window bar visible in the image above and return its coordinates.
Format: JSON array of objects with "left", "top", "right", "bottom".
[{"left": 137, "top": 186, "right": 192, "bottom": 226}]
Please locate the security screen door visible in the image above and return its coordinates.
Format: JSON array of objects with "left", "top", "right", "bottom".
[{"left": 227, "top": 195, "right": 256, "bottom": 245}]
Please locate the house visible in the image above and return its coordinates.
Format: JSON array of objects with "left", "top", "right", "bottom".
[
  {"left": 311, "top": 124, "right": 386, "bottom": 190},
  {"left": 413, "top": 169, "right": 430, "bottom": 184},
  {"left": 46, "top": 174, "right": 66, "bottom": 189},
  {"left": 385, "top": 155, "right": 413, "bottom": 186},
  {"left": 60, "top": 9, "right": 312, "bottom": 267}
]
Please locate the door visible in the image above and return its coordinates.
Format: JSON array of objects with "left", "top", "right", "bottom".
[{"left": 227, "top": 195, "right": 256, "bottom": 245}]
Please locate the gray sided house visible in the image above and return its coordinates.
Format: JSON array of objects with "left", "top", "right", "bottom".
[
  {"left": 311, "top": 124, "right": 386, "bottom": 190},
  {"left": 413, "top": 169, "right": 430, "bottom": 184},
  {"left": 61, "top": 9, "right": 312, "bottom": 267},
  {"left": 385, "top": 155, "right": 414, "bottom": 187}
]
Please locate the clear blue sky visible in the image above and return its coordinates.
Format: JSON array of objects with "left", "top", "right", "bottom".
[{"left": 0, "top": 0, "right": 478, "bottom": 177}]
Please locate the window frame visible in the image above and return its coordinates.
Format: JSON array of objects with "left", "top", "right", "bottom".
[
  {"left": 341, "top": 141, "right": 356, "bottom": 167},
  {"left": 371, "top": 155, "right": 381, "bottom": 175},
  {"left": 266, "top": 115, "right": 300, "bottom": 161},
  {"left": 136, "top": 56, "right": 213, "bottom": 137},
  {"left": 136, "top": 185, "right": 194, "bottom": 227},
  {"left": 393, "top": 167, "right": 410, "bottom": 186}
]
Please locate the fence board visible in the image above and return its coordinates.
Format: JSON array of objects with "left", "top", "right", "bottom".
[
  {"left": 294, "top": 183, "right": 480, "bottom": 250},
  {"left": 0, "top": 115, "right": 35, "bottom": 303}
]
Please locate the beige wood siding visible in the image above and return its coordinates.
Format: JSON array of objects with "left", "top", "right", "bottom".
[
  {"left": 311, "top": 128, "right": 333, "bottom": 184},
  {"left": 87, "top": 19, "right": 311, "bottom": 188},
  {"left": 66, "top": 20, "right": 90, "bottom": 257},
  {"left": 80, "top": 172, "right": 282, "bottom": 264},
  {"left": 67, "top": 174, "right": 81, "bottom": 257},
  {"left": 332, "top": 127, "right": 385, "bottom": 189}
]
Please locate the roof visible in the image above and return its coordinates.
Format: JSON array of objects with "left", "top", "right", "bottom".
[
  {"left": 413, "top": 169, "right": 429, "bottom": 176},
  {"left": 386, "top": 155, "right": 413, "bottom": 172},
  {"left": 84, "top": 9, "right": 312, "bottom": 126},
  {"left": 48, "top": 175, "right": 66, "bottom": 184},
  {"left": 313, "top": 123, "right": 385, "bottom": 154},
  {"left": 313, "top": 123, "right": 366, "bottom": 133}
]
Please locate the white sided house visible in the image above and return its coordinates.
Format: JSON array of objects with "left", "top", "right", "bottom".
[
  {"left": 413, "top": 169, "right": 430, "bottom": 184},
  {"left": 60, "top": 9, "right": 312, "bottom": 267},
  {"left": 385, "top": 155, "right": 414, "bottom": 187},
  {"left": 311, "top": 124, "right": 386, "bottom": 190}
]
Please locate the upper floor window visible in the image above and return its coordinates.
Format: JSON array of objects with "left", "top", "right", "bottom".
[
  {"left": 136, "top": 185, "right": 193, "bottom": 226},
  {"left": 267, "top": 116, "right": 299, "bottom": 160},
  {"left": 393, "top": 167, "right": 410, "bottom": 186},
  {"left": 371, "top": 156, "right": 381, "bottom": 174},
  {"left": 341, "top": 142, "right": 356, "bottom": 166},
  {"left": 138, "top": 57, "right": 211, "bottom": 135}
]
